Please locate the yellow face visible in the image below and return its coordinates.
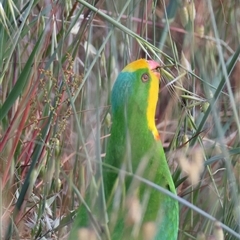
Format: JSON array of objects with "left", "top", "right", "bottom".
[
  {"left": 122, "top": 59, "right": 161, "bottom": 140},
  {"left": 147, "top": 66, "right": 160, "bottom": 140}
]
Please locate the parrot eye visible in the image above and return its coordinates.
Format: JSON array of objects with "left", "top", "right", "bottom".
[{"left": 141, "top": 73, "right": 149, "bottom": 82}]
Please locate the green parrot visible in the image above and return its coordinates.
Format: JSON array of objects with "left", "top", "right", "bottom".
[
  {"left": 69, "top": 59, "right": 179, "bottom": 240},
  {"left": 103, "top": 59, "right": 179, "bottom": 240}
]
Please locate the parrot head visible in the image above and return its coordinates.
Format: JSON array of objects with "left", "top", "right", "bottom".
[{"left": 111, "top": 59, "right": 161, "bottom": 140}]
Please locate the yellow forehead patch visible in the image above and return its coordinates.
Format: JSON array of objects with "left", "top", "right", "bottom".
[{"left": 122, "top": 59, "right": 149, "bottom": 72}]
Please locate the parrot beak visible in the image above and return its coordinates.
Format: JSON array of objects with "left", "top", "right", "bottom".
[{"left": 147, "top": 60, "right": 161, "bottom": 80}]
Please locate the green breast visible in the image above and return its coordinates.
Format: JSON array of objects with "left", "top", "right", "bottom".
[{"left": 104, "top": 114, "right": 179, "bottom": 239}]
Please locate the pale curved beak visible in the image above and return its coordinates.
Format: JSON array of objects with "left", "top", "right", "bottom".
[{"left": 147, "top": 60, "right": 161, "bottom": 80}]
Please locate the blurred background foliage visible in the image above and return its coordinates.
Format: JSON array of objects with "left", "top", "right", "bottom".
[{"left": 0, "top": 0, "right": 240, "bottom": 239}]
